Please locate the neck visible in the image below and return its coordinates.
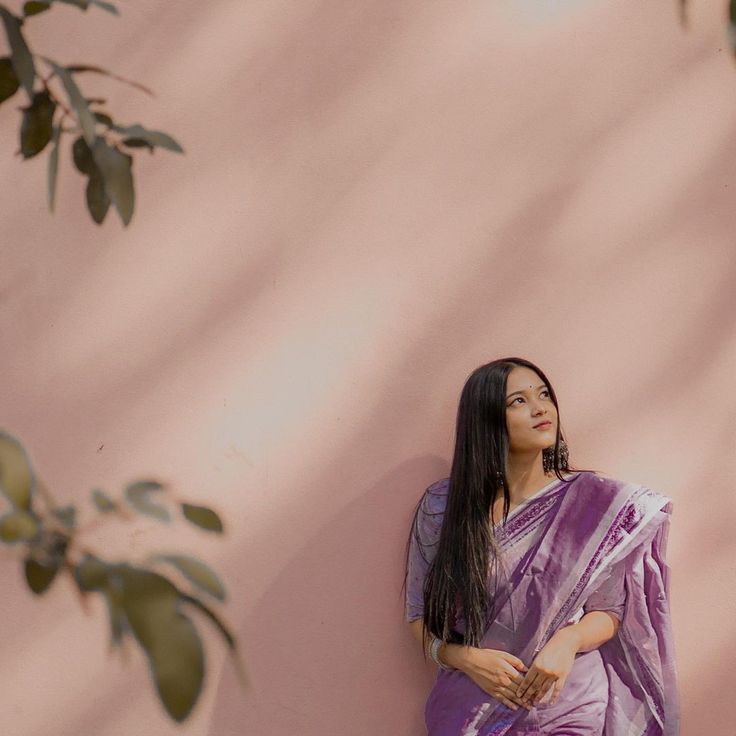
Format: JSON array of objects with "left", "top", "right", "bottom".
[{"left": 503, "top": 451, "right": 555, "bottom": 503}]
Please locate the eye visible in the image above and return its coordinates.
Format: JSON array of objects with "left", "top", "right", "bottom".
[{"left": 541, "top": 389, "right": 550, "bottom": 398}]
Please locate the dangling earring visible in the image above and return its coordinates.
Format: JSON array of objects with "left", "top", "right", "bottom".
[
  {"left": 543, "top": 439, "right": 569, "bottom": 473},
  {"left": 495, "top": 469, "right": 504, "bottom": 486}
]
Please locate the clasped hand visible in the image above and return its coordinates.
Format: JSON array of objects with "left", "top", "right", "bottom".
[
  {"left": 515, "top": 630, "right": 578, "bottom": 707},
  {"left": 463, "top": 630, "right": 577, "bottom": 711}
]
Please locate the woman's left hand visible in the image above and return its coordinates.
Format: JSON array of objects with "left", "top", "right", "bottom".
[{"left": 515, "top": 628, "right": 579, "bottom": 707}]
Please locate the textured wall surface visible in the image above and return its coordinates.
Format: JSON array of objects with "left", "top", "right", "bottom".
[{"left": 0, "top": 1, "right": 733, "bottom": 734}]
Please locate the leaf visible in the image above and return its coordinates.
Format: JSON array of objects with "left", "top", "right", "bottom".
[
  {"left": 125, "top": 480, "right": 169, "bottom": 521},
  {"left": 72, "top": 135, "right": 95, "bottom": 175},
  {"left": 56, "top": 0, "right": 89, "bottom": 9},
  {"left": 20, "top": 90, "right": 56, "bottom": 159},
  {"left": 103, "top": 581, "right": 126, "bottom": 645},
  {"left": 46, "top": 60, "right": 96, "bottom": 146},
  {"left": 112, "top": 122, "right": 183, "bottom": 153},
  {"left": 0, "top": 430, "right": 34, "bottom": 510},
  {"left": 118, "top": 566, "right": 205, "bottom": 722},
  {"left": 121, "top": 137, "right": 154, "bottom": 152},
  {"left": 25, "top": 557, "right": 59, "bottom": 594},
  {"left": 89, "top": 0, "right": 118, "bottom": 14},
  {"left": 0, "top": 8, "right": 35, "bottom": 98},
  {"left": 181, "top": 594, "right": 248, "bottom": 689},
  {"left": 152, "top": 555, "right": 226, "bottom": 601},
  {"left": 75, "top": 553, "right": 109, "bottom": 591},
  {"left": 0, "top": 510, "right": 39, "bottom": 542},
  {"left": 86, "top": 169, "right": 110, "bottom": 224},
  {"left": 91, "top": 138, "right": 134, "bottom": 226},
  {"left": 181, "top": 503, "right": 223, "bottom": 533},
  {"left": 52, "top": 504, "right": 76, "bottom": 529},
  {"left": 75, "top": 556, "right": 127, "bottom": 645},
  {"left": 23, "top": 1, "right": 51, "bottom": 16},
  {"left": 65, "top": 63, "right": 153, "bottom": 96},
  {"left": 0, "top": 57, "right": 20, "bottom": 104},
  {"left": 47, "top": 123, "right": 61, "bottom": 212},
  {"left": 91, "top": 488, "right": 117, "bottom": 513},
  {"left": 93, "top": 111, "right": 113, "bottom": 127}
]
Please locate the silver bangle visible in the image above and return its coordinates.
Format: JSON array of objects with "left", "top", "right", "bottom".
[{"left": 429, "top": 636, "right": 454, "bottom": 670}]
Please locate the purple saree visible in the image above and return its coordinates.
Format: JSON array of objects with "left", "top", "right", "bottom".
[{"left": 405, "top": 471, "right": 679, "bottom": 736}]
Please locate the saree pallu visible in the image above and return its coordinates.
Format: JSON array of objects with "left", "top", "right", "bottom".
[{"left": 404, "top": 471, "right": 680, "bottom": 736}]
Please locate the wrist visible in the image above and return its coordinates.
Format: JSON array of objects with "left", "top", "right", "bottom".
[
  {"left": 439, "top": 642, "right": 473, "bottom": 672},
  {"left": 552, "top": 624, "right": 582, "bottom": 653}
]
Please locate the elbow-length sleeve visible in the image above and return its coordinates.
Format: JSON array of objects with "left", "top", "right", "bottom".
[
  {"left": 404, "top": 478, "right": 449, "bottom": 623},
  {"left": 582, "top": 555, "right": 628, "bottom": 623}
]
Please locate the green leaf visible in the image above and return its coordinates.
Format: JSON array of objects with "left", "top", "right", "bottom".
[
  {"left": 103, "top": 581, "right": 126, "bottom": 645},
  {"left": 91, "top": 138, "right": 134, "bottom": 226},
  {"left": 72, "top": 135, "right": 94, "bottom": 175},
  {"left": 181, "top": 503, "right": 223, "bottom": 533},
  {"left": 75, "top": 553, "right": 109, "bottom": 591},
  {"left": 111, "top": 123, "right": 183, "bottom": 153},
  {"left": 91, "top": 487, "right": 117, "bottom": 513},
  {"left": 56, "top": 0, "right": 89, "bottom": 9},
  {"left": 0, "top": 8, "right": 35, "bottom": 99},
  {"left": 125, "top": 480, "right": 169, "bottom": 521},
  {"left": 20, "top": 90, "right": 56, "bottom": 159},
  {"left": 0, "top": 430, "right": 34, "bottom": 510},
  {"left": 118, "top": 566, "right": 204, "bottom": 722},
  {"left": 52, "top": 505, "right": 76, "bottom": 529},
  {"left": 0, "top": 510, "right": 39, "bottom": 542},
  {"left": 0, "top": 57, "right": 20, "bottom": 104},
  {"left": 89, "top": 0, "right": 118, "bottom": 14},
  {"left": 47, "top": 123, "right": 61, "bottom": 212},
  {"left": 46, "top": 60, "right": 96, "bottom": 146},
  {"left": 75, "top": 557, "right": 127, "bottom": 645},
  {"left": 152, "top": 555, "right": 226, "bottom": 601},
  {"left": 93, "top": 111, "right": 113, "bottom": 127},
  {"left": 121, "top": 137, "right": 154, "bottom": 152},
  {"left": 180, "top": 594, "right": 248, "bottom": 689},
  {"left": 65, "top": 64, "right": 154, "bottom": 96},
  {"left": 25, "top": 557, "right": 59, "bottom": 594},
  {"left": 23, "top": 1, "right": 51, "bottom": 16},
  {"left": 85, "top": 169, "right": 110, "bottom": 224}
]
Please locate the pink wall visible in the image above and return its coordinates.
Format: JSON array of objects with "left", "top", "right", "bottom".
[{"left": 1, "top": 0, "right": 733, "bottom": 733}]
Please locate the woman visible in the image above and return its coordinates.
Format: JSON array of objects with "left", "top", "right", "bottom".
[{"left": 402, "top": 357, "right": 679, "bottom": 736}]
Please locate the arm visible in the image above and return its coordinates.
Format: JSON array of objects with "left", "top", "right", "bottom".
[
  {"left": 552, "top": 609, "right": 620, "bottom": 654},
  {"left": 407, "top": 618, "right": 473, "bottom": 670}
]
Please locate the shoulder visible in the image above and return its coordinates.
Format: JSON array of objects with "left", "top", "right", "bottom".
[
  {"left": 572, "top": 470, "right": 674, "bottom": 514},
  {"left": 419, "top": 476, "right": 450, "bottom": 514},
  {"left": 413, "top": 477, "right": 450, "bottom": 539}
]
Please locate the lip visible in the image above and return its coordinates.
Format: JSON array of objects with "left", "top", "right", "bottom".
[{"left": 533, "top": 421, "right": 552, "bottom": 429}]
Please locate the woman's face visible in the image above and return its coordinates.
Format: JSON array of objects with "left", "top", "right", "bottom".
[{"left": 504, "top": 366, "right": 558, "bottom": 453}]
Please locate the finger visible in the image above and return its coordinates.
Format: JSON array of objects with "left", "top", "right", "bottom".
[
  {"left": 503, "top": 687, "right": 532, "bottom": 710},
  {"left": 523, "top": 673, "right": 549, "bottom": 704},
  {"left": 503, "top": 654, "right": 528, "bottom": 672},
  {"left": 502, "top": 666, "right": 526, "bottom": 686},
  {"left": 531, "top": 677, "right": 555, "bottom": 704},
  {"left": 496, "top": 694, "right": 519, "bottom": 711},
  {"left": 517, "top": 670, "right": 541, "bottom": 700},
  {"left": 549, "top": 679, "right": 564, "bottom": 706}
]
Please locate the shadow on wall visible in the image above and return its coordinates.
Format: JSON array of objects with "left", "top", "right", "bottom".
[{"left": 205, "top": 458, "right": 446, "bottom": 736}]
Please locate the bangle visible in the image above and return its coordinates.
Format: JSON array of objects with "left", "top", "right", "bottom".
[{"left": 429, "top": 636, "right": 454, "bottom": 670}]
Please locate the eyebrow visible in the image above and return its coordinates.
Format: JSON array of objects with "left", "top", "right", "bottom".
[{"left": 506, "top": 383, "right": 548, "bottom": 399}]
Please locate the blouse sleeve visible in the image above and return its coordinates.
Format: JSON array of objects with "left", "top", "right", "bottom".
[
  {"left": 404, "top": 479, "right": 449, "bottom": 623},
  {"left": 582, "top": 556, "right": 628, "bottom": 622}
]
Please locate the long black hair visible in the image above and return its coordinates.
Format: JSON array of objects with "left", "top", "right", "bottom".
[{"left": 402, "top": 356, "right": 599, "bottom": 658}]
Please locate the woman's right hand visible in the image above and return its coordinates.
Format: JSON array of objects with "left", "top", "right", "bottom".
[{"left": 453, "top": 646, "right": 532, "bottom": 711}]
